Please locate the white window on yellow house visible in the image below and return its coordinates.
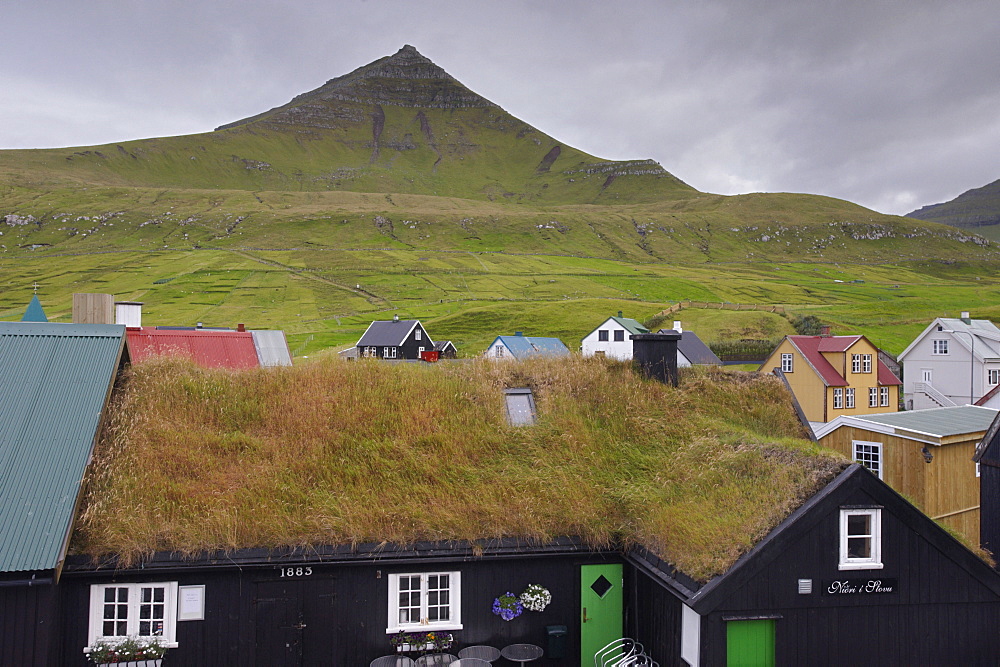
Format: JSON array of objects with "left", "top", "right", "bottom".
[
  {"left": 846, "top": 388, "right": 855, "bottom": 409},
  {"left": 869, "top": 387, "right": 879, "bottom": 408},
  {"left": 833, "top": 388, "right": 844, "bottom": 409},
  {"left": 781, "top": 353, "right": 793, "bottom": 373}
]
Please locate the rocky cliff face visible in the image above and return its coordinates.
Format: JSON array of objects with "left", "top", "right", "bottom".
[{"left": 218, "top": 45, "right": 497, "bottom": 131}]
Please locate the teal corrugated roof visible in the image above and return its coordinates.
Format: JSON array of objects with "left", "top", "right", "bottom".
[
  {"left": 20, "top": 295, "right": 48, "bottom": 322},
  {"left": 0, "top": 322, "right": 125, "bottom": 573}
]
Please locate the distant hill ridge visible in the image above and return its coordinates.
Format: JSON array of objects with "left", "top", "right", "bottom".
[{"left": 908, "top": 178, "right": 1000, "bottom": 229}]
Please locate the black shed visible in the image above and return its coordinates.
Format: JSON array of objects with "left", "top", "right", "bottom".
[{"left": 627, "top": 464, "right": 1000, "bottom": 665}]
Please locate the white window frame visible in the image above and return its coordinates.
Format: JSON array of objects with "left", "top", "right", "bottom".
[
  {"left": 862, "top": 354, "right": 872, "bottom": 373},
  {"left": 880, "top": 386, "right": 890, "bottom": 407},
  {"left": 87, "top": 582, "right": 179, "bottom": 650},
  {"left": 417, "top": 347, "right": 425, "bottom": 357},
  {"left": 869, "top": 387, "right": 879, "bottom": 408},
  {"left": 852, "top": 440, "right": 883, "bottom": 479},
  {"left": 833, "top": 388, "right": 843, "bottom": 409},
  {"left": 415, "top": 328, "right": 422, "bottom": 341},
  {"left": 387, "top": 571, "right": 462, "bottom": 634},
  {"left": 851, "top": 354, "right": 861, "bottom": 374},
  {"left": 494, "top": 344, "right": 505, "bottom": 358},
  {"left": 781, "top": 353, "right": 793, "bottom": 373},
  {"left": 846, "top": 388, "right": 855, "bottom": 409},
  {"left": 989, "top": 369, "right": 1000, "bottom": 386},
  {"left": 839, "top": 508, "right": 883, "bottom": 570},
  {"left": 932, "top": 339, "right": 949, "bottom": 355}
]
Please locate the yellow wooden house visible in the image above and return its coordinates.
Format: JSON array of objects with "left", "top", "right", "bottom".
[
  {"left": 814, "top": 405, "right": 997, "bottom": 547},
  {"left": 759, "top": 332, "right": 902, "bottom": 423}
]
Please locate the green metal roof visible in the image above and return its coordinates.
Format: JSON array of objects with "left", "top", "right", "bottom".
[
  {"left": 609, "top": 316, "right": 649, "bottom": 335},
  {"left": 0, "top": 322, "right": 126, "bottom": 573},
  {"left": 854, "top": 405, "right": 998, "bottom": 438}
]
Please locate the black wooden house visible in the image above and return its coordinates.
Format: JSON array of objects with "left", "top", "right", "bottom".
[
  {"left": 356, "top": 318, "right": 434, "bottom": 360},
  {"left": 627, "top": 464, "right": 1000, "bottom": 665},
  {"left": 7, "top": 354, "right": 1000, "bottom": 665},
  {"left": 975, "top": 410, "right": 1000, "bottom": 559}
]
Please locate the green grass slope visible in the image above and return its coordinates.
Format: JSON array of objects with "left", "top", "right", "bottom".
[{"left": 2, "top": 45, "right": 999, "bottom": 356}]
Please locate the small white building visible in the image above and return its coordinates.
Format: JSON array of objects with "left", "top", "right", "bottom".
[
  {"left": 897, "top": 313, "right": 1000, "bottom": 410},
  {"left": 581, "top": 313, "right": 650, "bottom": 360}
]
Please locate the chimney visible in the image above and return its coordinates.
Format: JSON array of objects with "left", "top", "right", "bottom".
[
  {"left": 618, "top": 311, "right": 623, "bottom": 318},
  {"left": 820, "top": 325, "right": 831, "bottom": 337},
  {"left": 73, "top": 293, "right": 114, "bottom": 324},
  {"left": 393, "top": 314, "right": 399, "bottom": 322},
  {"left": 631, "top": 331, "right": 681, "bottom": 386},
  {"left": 115, "top": 301, "right": 143, "bottom": 328},
  {"left": 196, "top": 322, "right": 203, "bottom": 329},
  {"left": 961, "top": 311, "right": 972, "bottom": 324},
  {"left": 673, "top": 320, "right": 683, "bottom": 334},
  {"left": 237, "top": 323, "right": 246, "bottom": 332}
]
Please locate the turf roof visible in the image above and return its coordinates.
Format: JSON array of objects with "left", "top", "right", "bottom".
[{"left": 72, "top": 356, "right": 844, "bottom": 582}]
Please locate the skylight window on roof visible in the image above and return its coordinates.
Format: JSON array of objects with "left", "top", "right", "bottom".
[{"left": 504, "top": 388, "right": 536, "bottom": 426}]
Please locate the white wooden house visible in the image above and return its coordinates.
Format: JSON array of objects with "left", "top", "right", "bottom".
[
  {"left": 581, "top": 313, "right": 649, "bottom": 360},
  {"left": 898, "top": 313, "right": 1000, "bottom": 410}
]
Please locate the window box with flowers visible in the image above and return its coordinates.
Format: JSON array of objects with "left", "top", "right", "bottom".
[
  {"left": 390, "top": 630, "right": 454, "bottom": 655},
  {"left": 85, "top": 636, "right": 167, "bottom": 667}
]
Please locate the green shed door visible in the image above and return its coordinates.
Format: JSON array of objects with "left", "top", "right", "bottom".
[
  {"left": 580, "top": 563, "right": 623, "bottom": 666},
  {"left": 726, "top": 619, "right": 776, "bottom": 667}
]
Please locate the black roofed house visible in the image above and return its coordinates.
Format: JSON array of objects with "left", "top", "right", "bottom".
[
  {"left": 434, "top": 340, "right": 458, "bottom": 359},
  {"left": 0, "top": 322, "right": 129, "bottom": 665},
  {"left": 8, "top": 353, "right": 1000, "bottom": 664},
  {"left": 975, "top": 410, "right": 1000, "bottom": 559},
  {"left": 356, "top": 317, "right": 434, "bottom": 360},
  {"left": 658, "top": 325, "right": 723, "bottom": 367},
  {"left": 629, "top": 463, "right": 1000, "bottom": 665}
]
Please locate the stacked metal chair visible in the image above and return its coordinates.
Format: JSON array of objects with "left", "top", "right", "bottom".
[{"left": 594, "top": 638, "right": 659, "bottom": 667}]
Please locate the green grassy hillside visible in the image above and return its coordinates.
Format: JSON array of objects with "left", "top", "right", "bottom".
[{"left": 2, "top": 45, "right": 998, "bottom": 355}]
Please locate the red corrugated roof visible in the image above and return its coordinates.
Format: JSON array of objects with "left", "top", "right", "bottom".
[
  {"left": 816, "top": 335, "right": 860, "bottom": 352},
  {"left": 878, "top": 362, "right": 902, "bottom": 386},
  {"left": 125, "top": 328, "right": 260, "bottom": 369},
  {"left": 789, "top": 335, "right": 901, "bottom": 387},
  {"left": 789, "top": 336, "right": 847, "bottom": 386}
]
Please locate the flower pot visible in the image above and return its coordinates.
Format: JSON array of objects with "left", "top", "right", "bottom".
[{"left": 97, "top": 660, "right": 162, "bottom": 667}]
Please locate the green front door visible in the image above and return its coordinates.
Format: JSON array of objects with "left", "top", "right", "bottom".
[
  {"left": 580, "top": 563, "right": 623, "bottom": 666},
  {"left": 726, "top": 619, "right": 776, "bottom": 667}
]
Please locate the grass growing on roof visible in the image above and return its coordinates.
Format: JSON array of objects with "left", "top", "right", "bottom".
[{"left": 73, "top": 357, "right": 844, "bottom": 581}]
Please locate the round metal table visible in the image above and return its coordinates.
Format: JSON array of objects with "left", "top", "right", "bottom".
[
  {"left": 458, "top": 645, "right": 501, "bottom": 662},
  {"left": 500, "top": 643, "right": 544, "bottom": 664},
  {"left": 370, "top": 656, "right": 416, "bottom": 667},
  {"left": 451, "top": 660, "right": 491, "bottom": 667},
  {"left": 414, "top": 654, "right": 459, "bottom": 666}
]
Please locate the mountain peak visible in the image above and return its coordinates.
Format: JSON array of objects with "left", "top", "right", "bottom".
[{"left": 217, "top": 45, "right": 496, "bottom": 131}]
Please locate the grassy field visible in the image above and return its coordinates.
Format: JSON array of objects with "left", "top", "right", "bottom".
[{"left": 5, "top": 240, "right": 998, "bottom": 357}]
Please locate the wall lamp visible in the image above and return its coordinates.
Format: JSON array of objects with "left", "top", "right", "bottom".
[{"left": 922, "top": 446, "right": 934, "bottom": 463}]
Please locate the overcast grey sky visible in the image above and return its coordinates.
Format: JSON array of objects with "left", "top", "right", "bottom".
[{"left": 2, "top": 0, "right": 998, "bottom": 215}]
